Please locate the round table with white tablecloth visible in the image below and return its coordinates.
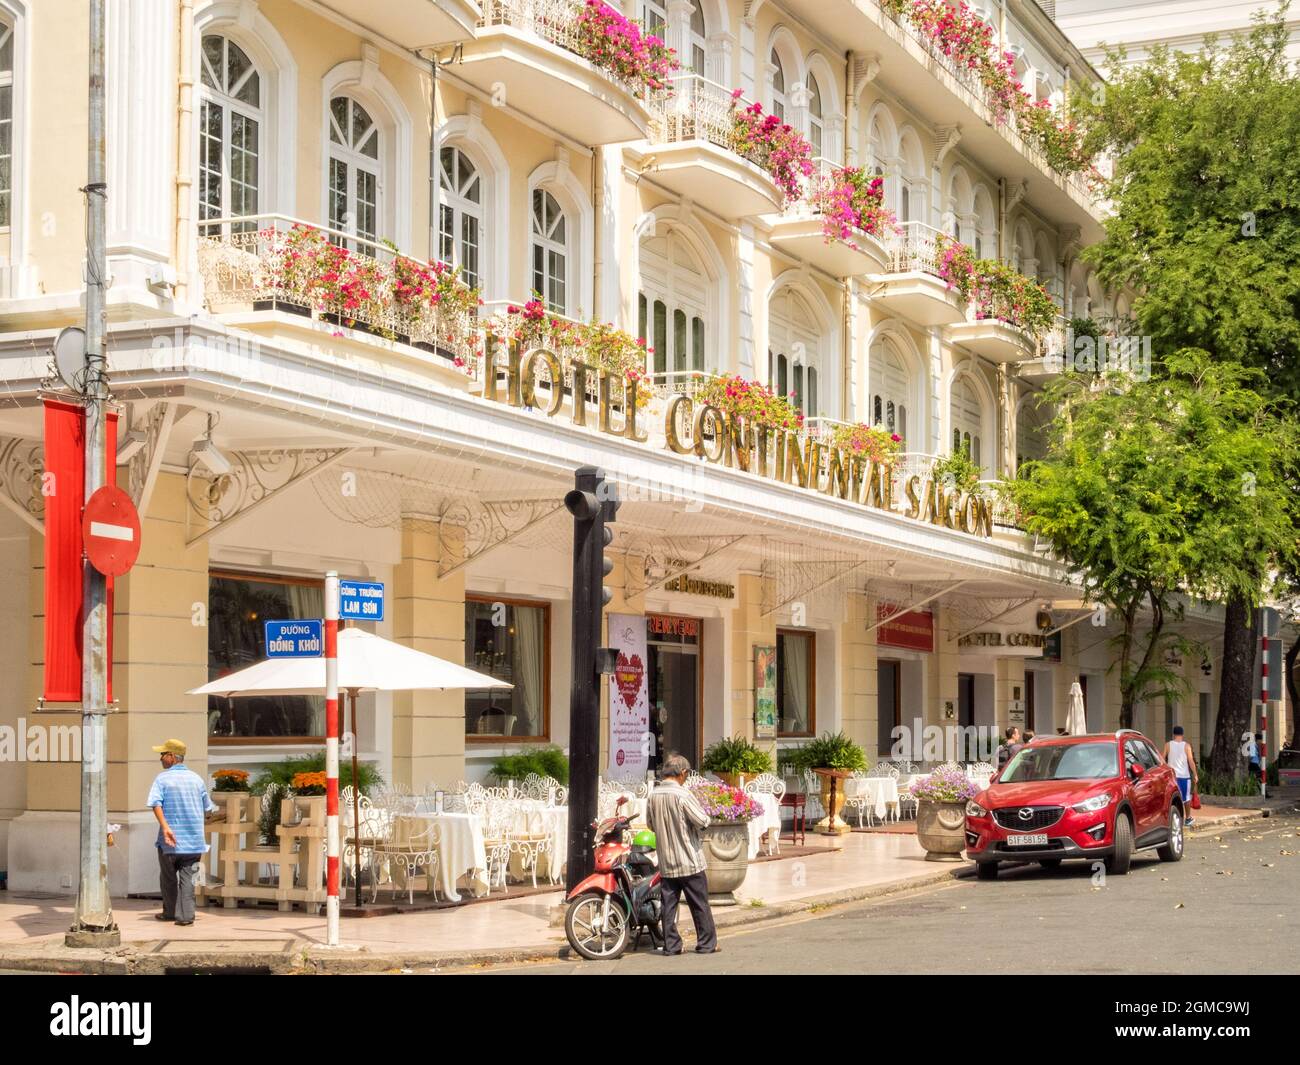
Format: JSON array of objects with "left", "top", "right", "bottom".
[
  {"left": 745, "top": 792, "right": 783, "bottom": 858},
  {"left": 843, "top": 776, "right": 900, "bottom": 824},
  {"left": 407, "top": 811, "right": 489, "bottom": 902}
]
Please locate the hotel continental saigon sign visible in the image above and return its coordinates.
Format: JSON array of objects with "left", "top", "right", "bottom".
[{"left": 482, "top": 340, "right": 996, "bottom": 539}]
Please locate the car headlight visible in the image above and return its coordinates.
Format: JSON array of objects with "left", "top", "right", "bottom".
[
  {"left": 1071, "top": 793, "right": 1113, "bottom": 813},
  {"left": 966, "top": 800, "right": 988, "bottom": 818}
]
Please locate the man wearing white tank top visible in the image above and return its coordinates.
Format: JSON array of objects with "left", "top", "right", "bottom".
[{"left": 1163, "top": 726, "right": 1199, "bottom": 825}]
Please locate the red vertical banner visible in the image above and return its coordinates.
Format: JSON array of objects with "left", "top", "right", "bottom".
[{"left": 42, "top": 399, "right": 86, "bottom": 702}]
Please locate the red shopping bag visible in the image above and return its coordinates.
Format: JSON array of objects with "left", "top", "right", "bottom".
[{"left": 1190, "top": 790, "right": 1202, "bottom": 810}]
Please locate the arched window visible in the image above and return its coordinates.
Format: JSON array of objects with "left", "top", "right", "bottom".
[
  {"left": 869, "top": 339, "right": 912, "bottom": 444},
  {"left": 530, "top": 188, "right": 567, "bottom": 314},
  {"left": 950, "top": 374, "right": 985, "bottom": 471},
  {"left": 0, "top": 18, "right": 12, "bottom": 230},
  {"left": 438, "top": 146, "right": 483, "bottom": 290},
  {"left": 770, "top": 49, "right": 786, "bottom": 121},
  {"left": 327, "top": 96, "right": 380, "bottom": 247},
  {"left": 1016, "top": 397, "right": 1049, "bottom": 473},
  {"left": 769, "top": 288, "right": 822, "bottom": 418},
  {"left": 687, "top": 0, "right": 707, "bottom": 76},
  {"left": 198, "top": 34, "right": 262, "bottom": 235},
  {"left": 639, "top": 228, "right": 709, "bottom": 376},
  {"left": 807, "top": 74, "right": 824, "bottom": 158}
]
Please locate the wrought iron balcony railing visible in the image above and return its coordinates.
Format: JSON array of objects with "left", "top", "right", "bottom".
[{"left": 196, "top": 214, "right": 480, "bottom": 368}]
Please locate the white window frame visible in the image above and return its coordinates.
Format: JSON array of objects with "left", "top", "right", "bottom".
[
  {"left": 530, "top": 188, "right": 568, "bottom": 315},
  {"left": 438, "top": 145, "right": 485, "bottom": 291},
  {"left": 639, "top": 228, "right": 711, "bottom": 376},
  {"left": 950, "top": 372, "right": 986, "bottom": 473},
  {"left": 197, "top": 33, "right": 264, "bottom": 237},
  {"left": 869, "top": 340, "right": 912, "bottom": 444},
  {"left": 807, "top": 73, "right": 824, "bottom": 160},
  {"left": 0, "top": 17, "right": 13, "bottom": 234},
  {"left": 769, "top": 287, "right": 821, "bottom": 418},
  {"left": 327, "top": 95, "right": 382, "bottom": 248},
  {"left": 770, "top": 49, "right": 786, "bottom": 121}
]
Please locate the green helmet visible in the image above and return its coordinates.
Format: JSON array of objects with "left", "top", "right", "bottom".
[{"left": 632, "top": 828, "right": 656, "bottom": 848}]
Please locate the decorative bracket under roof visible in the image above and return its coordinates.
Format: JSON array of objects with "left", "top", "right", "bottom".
[
  {"left": 186, "top": 447, "right": 354, "bottom": 545},
  {"left": 0, "top": 435, "right": 44, "bottom": 534}
]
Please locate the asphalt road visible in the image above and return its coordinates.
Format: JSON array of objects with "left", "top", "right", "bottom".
[{"left": 482, "top": 813, "right": 1300, "bottom": 975}]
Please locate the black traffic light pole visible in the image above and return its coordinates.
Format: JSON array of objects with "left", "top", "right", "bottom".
[{"left": 564, "top": 466, "right": 618, "bottom": 894}]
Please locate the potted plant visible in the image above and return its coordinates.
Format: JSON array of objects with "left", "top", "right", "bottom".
[
  {"left": 911, "top": 763, "right": 979, "bottom": 861},
  {"left": 789, "top": 731, "right": 867, "bottom": 835},
  {"left": 701, "top": 735, "right": 774, "bottom": 789},
  {"left": 212, "top": 768, "right": 250, "bottom": 792},
  {"left": 688, "top": 780, "right": 764, "bottom": 905}
]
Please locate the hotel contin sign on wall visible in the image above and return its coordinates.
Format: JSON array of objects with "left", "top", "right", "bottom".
[{"left": 482, "top": 340, "right": 996, "bottom": 539}]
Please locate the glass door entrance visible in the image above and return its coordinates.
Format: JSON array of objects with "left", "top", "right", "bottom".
[{"left": 647, "top": 614, "right": 700, "bottom": 772}]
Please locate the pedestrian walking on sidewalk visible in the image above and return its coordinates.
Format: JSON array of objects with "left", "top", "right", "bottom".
[
  {"left": 1163, "top": 726, "right": 1198, "bottom": 826},
  {"left": 646, "top": 754, "right": 719, "bottom": 956},
  {"left": 147, "top": 738, "right": 220, "bottom": 926}
]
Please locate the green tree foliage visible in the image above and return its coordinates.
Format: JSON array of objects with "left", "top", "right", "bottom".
[
  {"left": 1005, "top": 353, "right": 1297, "bottom": 727},
  {"left": 1073, "top": 10, "right": 1300, "bottom": 399}
]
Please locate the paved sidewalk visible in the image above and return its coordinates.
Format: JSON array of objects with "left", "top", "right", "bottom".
[{"left": 0, "top": 803, "right": 1286, "bottom": 973}]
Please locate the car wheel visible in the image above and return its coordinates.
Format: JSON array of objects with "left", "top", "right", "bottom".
[
  {"left": 1038, "top": 859, "right": 1062, "bottom": 870},
  {"left": 1105, "top": 812, "right": 1133, "bottom": 875},
  {"left": 1157, "top": 805, "right": 1184, "bottom": 862},
  {"left": 977, "top": 861, "right": 999, "bottom": 880}
]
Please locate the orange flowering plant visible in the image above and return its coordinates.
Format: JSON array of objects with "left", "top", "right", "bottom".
[
  {"left": 212, "top": 768, "right": 251, "bottom": 793},
  {"left": 290, "top": 771, "right": 327, "bottom": 796}
]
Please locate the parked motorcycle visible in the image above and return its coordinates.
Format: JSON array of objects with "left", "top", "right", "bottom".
[{"left": 564, "top": 798, "right": 662, "bottom": 960}]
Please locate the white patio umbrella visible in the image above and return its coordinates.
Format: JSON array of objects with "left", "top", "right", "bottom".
[
  {"left": 1065, "top": 681, "right": 1088, "bottom": 735},
  {"left": 190, "top": 628, "right": 511, "bottom": 907}
]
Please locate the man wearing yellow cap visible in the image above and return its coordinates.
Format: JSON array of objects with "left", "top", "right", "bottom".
[{"left": 147, "top": 738, "right": 219, "bottom": 925}]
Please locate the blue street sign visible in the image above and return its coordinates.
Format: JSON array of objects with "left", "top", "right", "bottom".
[
  {"left": 264, "top": 619, "right": 324, "bottom": 658},
  {"left": 340, "top": 579, "right": 385, "bottom": 622}
]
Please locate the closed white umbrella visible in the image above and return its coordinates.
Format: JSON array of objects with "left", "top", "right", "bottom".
[
  {"left": 1066, "top": 681, "right": 1088, "bottom": 735},
  {"left": 190, "top": 627, "right": 511, "bottom": 907}
]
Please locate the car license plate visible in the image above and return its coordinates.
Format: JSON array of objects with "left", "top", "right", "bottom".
[{"left": 1007, "top": 833, "right": 1048, "bottom": 847}]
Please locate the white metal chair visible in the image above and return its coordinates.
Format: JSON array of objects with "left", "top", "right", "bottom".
[
  {"left": 744, "top": 773, "right": 786, "bottom": 855},
  {"left": 842, "top": 771, "right": 876, "bottom": 829},
  {"left": 866, "top": 762, "right": 902, "bottom": 821},
  {"left": 480, "top": 805, "right": 516, "bottom": 893},
  {"left": 370, "top": 817, "right": 441, "bottom": 905}
]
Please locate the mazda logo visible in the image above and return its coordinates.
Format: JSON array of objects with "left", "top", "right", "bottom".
[{"left": 1018, "top": 807, "right": 1034, "bottom": 821}]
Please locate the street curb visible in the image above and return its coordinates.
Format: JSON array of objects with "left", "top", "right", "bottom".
[{"left": 0, "top": 865, "right": 969, "bottom": 974}]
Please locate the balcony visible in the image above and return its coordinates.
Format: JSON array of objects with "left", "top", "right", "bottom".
[
  {"left": 461, "top": 0, "right": 657, "bottom": 145},
  {"left": 328, "top": 0, "right": 480, "bottom": 47},
  {"left": 946, "top": 315, "right": 1036, "bottom": 363},
  {"left": 767, "top": 159, "right": 894, "bottom": 277},
  {"left": 867, "top": 221, "right": 968, "bottom": 326},
  {"left": 772, "top": 0, "right": 1105, "bottom": 242},
  {"left": 629, "top": 75, "right": 783, "bottom": 220},
  {"left": 195, "top": 214, "right": 479, "bottom": 371}
]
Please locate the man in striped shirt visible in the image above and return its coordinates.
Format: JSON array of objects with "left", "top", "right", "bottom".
[
  {"left": 646, "top": 754, "right": 719, "bottom": 955},
  {"left": 147, "top": 738, "right": 219, "bottom": 926}
]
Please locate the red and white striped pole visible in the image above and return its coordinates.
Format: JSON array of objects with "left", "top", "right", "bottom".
[
  {"left": 1259, "top": 625, "right": 1269, "bottom": 799},
  {"left": 324, "top": 571, "right": 341, "bottom": 945}
]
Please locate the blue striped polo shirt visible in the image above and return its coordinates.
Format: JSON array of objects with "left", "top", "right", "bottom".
[{"left": 147, "top": 763, "right": 218, "bottom": 855}]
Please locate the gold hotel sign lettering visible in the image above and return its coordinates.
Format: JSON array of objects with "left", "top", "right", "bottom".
[{"left": 483, "top": 340, "right": 994, "bottom": 539}]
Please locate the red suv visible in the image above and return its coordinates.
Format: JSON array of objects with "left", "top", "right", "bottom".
[{"left": 965, "top": 730, "right": 1185, "bottom": 879}]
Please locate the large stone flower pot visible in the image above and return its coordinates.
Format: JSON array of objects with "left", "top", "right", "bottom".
[
  {"left": 813, "top": 768, "right": 852, "bottom": 835},
  {"left": 917, "top": 799, "right": 968, "bottom": 861},
  {"left": 700, "top": 820, "right": 751, "bottom": 905}
]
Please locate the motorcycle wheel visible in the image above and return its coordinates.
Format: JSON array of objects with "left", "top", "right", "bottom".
[{"left": 565, "top": 891, "right": 630, "bottom": 961}]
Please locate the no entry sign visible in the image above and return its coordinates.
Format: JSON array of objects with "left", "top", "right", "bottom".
[{"left": 82, "top": 485, "right": 141, "bottom": 578}]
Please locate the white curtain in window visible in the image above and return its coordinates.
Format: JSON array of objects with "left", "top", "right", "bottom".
[
  {"left": 288, "top": 583, "right": 325, "bottom": 733},
  {"left": 781, "top": 634, "right": 810, "bottom": 733},
  {"left": 511, "top": 606, "right": 544, "bottom": 736}
]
